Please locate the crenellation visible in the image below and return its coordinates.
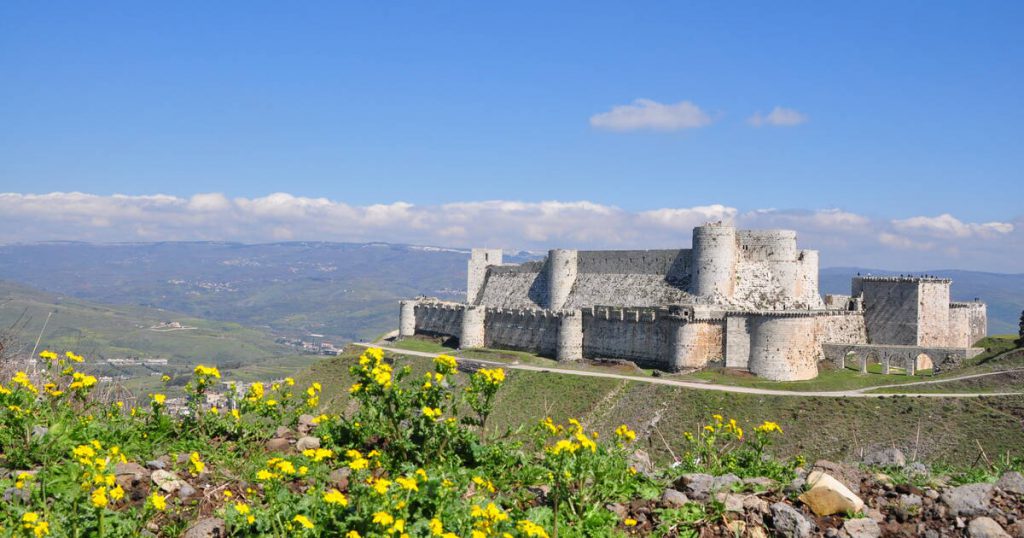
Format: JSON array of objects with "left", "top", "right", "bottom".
[{"left": 400, "top": 225, "right": 988, "bottom": 381}]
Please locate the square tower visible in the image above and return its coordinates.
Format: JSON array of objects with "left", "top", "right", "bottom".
[{"left": 854, "top": 276, "right": 951, "bottom": 346}]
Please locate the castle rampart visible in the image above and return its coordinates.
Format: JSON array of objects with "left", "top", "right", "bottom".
[{"left": 399, "top": 226, "right": 987, "bottom": 381}]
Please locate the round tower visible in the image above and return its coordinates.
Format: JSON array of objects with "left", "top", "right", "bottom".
[
  {"left": 399, "top": 300, "right": 417, "bottom": 337},
  {"left": 691, "top": 224, "right": 737, "bottom": 301},
  {"left": 747, "top": 315, "right": 819, "bottom": 381},
  {"left": 556, "top": 310, "right": 583, "bottom": 362},
  {"left": 460, "top": 306, "right": 486, "bottom": 349},
  {"left": 546, "top": 249, "right": 578, "bottom": 310}
]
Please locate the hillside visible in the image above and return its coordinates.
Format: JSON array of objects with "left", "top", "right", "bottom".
[{"left": 0, "top": 280, "right": 315, "bottom": 383}]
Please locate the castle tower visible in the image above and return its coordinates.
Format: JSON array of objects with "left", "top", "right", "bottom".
[
  {"left": 691, "top": 223, "right": 737, "bottom": 301},
  {"left": 556, "top": 310, "right": 583, "bottom": 362},
  {"left": 398, "top": 300, "right": 417, "bottom": 337},
  {"left": 546, "top": 249, "right": 578, "bottom": 310},
  {"left": 467, "top": 249, "right": 503, "bottom": 305},
  {"left": 460, "top": 306, "right": 486, "bottom": 348}
]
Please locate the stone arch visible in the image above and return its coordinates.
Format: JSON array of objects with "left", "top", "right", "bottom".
[
  {"left": 844, "top": 351, "right": 857, "bottom": 370},
  {"left": 915, "top": 352, "right": 934, "bottom": 372}
]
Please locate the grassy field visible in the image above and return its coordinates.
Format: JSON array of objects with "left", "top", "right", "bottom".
[{"left": 304, "top": 345, "right": 1024, "bottom": 468}]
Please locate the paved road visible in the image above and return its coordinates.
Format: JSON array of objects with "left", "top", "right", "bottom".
[{"left": 353, "top": 343, "right": 1024, "bottom": 399}]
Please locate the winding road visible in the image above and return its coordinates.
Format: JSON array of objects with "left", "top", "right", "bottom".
[{"left": 354, "top": 342, "right": 1024, "bottom": 399}]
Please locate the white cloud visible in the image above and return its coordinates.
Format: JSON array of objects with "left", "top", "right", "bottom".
[
  {"left": 589, "top": 99, "right": 712, "bottom": 131},
  {"left": 748, "top": 106, "right": 808, "bottom": 127},
  {"left": 0, "top": 192, "right": 1020, "bottom": 271},
  {"left": 892, "top": 213, "right": 1014, "bottom": 239}
]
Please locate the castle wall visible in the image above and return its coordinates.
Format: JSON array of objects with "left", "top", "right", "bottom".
[
  {"left": 724, "top": 316, "right": 750, "bottom": 369},
  {"left": 663, "top": 318, "right": 724, "bottom": 371},
  {"left": 747, "top": 315, "right": 820, "bottom": 381},
  {"left": 918, "top": 281, "right": 951, "bottom": 347},
  {"left": 414, "top": 303, "right": 464, "bottom": 337},
  {"left": 557, "top": 310, "right": 583, "bottom": 362},
  {"left": 581, "top": 307, "right": 665, "bottom": 367},
  {"left": 795, "top": 250, "right": 823, "bottom": 307},
  {"left": 816, "top": 312, "right": 867, "bottom": 344},
  {"left": 858, "top": 279, "right": 920, "bottom": 345},
  {"left": 948, "top": 302, "right": 987, "bottom": 347},
  {"left": 483, "top": 309, "right": 560, "bottom": 356},
  {"left": 460, "top": 306, "right": 486, "bottom": 348},
  {"left": 474, "top": 262, "right": 545, "bottom": 309}
]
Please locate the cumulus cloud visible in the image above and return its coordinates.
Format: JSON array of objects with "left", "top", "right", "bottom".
[
  {"left": 0, "top": 192, "right": 1020, "bottom": 271},
  {"left": 892, "top": 213, "right": 1014, "bottom": 239},
  {"left": 589, "top": 99, "right": 713, "bottom": 131},
  {"left": 748, "top": 106, "right": 808, "bottom": 127}
]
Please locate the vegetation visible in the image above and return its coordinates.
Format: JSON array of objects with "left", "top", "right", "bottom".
[{"left": 1, "top": 347, "right": 798, "bottom": 537}]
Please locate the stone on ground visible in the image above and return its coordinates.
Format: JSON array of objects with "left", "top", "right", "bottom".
[
  {"left": 660, "top": 488, "right": 688, "bottom": 508},
  {"left": 798, "top": 470, "right": 865, "bottom": 516},
  {"left": 968, "top": 517, "right": 1010, "bottom": 538},
  {"left": 843, "top": 517, "right": 881, "bottom": 538},
  {"left": 183, "top": 517, "right": 225, "bottom": 538},
  {"left": 862, "top": 447, "right": 906, "bottom": 467},
  {"left": 296, "top": 436, "right": 321, "bottom": 451},
  {"left": 151, "top": 470, "right": 186, "bottom": 493},
  {"left": 770, "top": 502, "right": 812, "bottom": 538},
  {"left": 941, "top": 483, "right": 994, "bottom": 516},
  {"left": 996, "top": 471, "right": 1024, "bottom": 496}
]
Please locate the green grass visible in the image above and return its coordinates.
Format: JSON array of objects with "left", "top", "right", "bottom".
[{"left": 306, "top": 346, "right": 1024, "bottom": 468}]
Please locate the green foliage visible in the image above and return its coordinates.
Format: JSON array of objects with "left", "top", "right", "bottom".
[{"left": 671, "top": 415, "right": 800, "bottom": 484}]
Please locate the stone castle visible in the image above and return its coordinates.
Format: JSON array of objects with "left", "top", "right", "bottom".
[{"left": 398, "top": 223, "right": 987, "bottom": 381}]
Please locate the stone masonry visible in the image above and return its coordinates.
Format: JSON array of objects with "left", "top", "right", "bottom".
[{"left": 399, "top": 223, "right": 987, "bottom": 381}]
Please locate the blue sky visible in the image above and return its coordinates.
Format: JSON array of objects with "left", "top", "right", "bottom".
[{"left": 1, "top": 2, "right": 1022, "bottom": 269}]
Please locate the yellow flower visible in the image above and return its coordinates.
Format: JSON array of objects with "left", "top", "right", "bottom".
[
  {"left": 624, "top": 518, "right": 638, "bottom": 527},
  {"left": 373, "top": 511, "right": 395, "bottom": 527},
  {"left": 548, "top": 439, "right": 578, "bottom": 455},
  {"left": 12, "top": 371, "right": 38, "bottom": 394},
  {"left": 540, "top": 417, "right": 560, "bottom": 435},
  {"left": 430, "top": 518, "right": 445, "bottom": 536},
  {"left": 292, "top": 514, "right": 314, "bottom": 529},
  {"left": 434, "top": 354, "right": 458, "bottom": 371},
  {"left": 32, "top": 521, "right": 50, "bottom": 537},
  {"left": 231, "top": 409, "right": 241, "bottom": 421},
  {"left": 161, "top": 375, "right": 171, "bottom": 382},
  {"left": 110, "top": 485, "right": 125, "bottom": 501},
  {"left": 370, "top": 477, "right": 391, "bottom": 495},
  {"left": 91, "top": 487, "right": 109, "bottom": 508},
  {"left": 256, "top": 469, "right": 278, "bottom": 481},
  {"left": 15, "top": 471, "right": 33, "bottom": 489},
  {"left": 151, "top": 393, "right": 167, "bottom": 405},
  {"left": 472, "top": 475, "right": 496, "bottom": 493},
  {"left": 346, "top": 532, "right": 361, "bottom": 538},
  {"left": 756, "top": 420, "right": 783, "bottom": 434},
  {"left": 517, "top": 520, "right": 550, "bottom": 538},
  {"left": 476, "top": 368, "right": 505, "bottom": 386},
  {"left": 615, "top": 424, "right": 637, "bottom": 442},
  {"left": 349, "top": 383, "right": 363, "bottom": 394},
  {"left": 65, "top": 351, "right": 84, "bottom": 363},
  {"left": 209, "top": 406, "right": 219, "bottom": 415},
  {"left": 223, "top": 490, "right": 233, "bottom": 498},
  {"left": 189, "top": 452, "right": 205, "bottom": 474},
  {"left": 422, "top": 406, "right": 442, "bottom": 420},
  {"left": 323, "top": 488, "right": 349, "bottom": 506},
  {"left": 39, "top": 350, "right": 58, "bottom": 361},
  {"left": 193, "top": 364, "right": 222, "bottom": 379},
  {"left": 396, "top": 476, "right": 419, "bottom": 491},
  {"left": 22, "top": 511, "right": 40, "bottom": 523}
]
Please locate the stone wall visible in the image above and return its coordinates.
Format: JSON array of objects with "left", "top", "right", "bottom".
[
  {"left": 918, "top": 281, "right": 951, "bottom": 347},
  {"left": 821, "top": 343, "right": 984, "bottom": 374},
  {"left": 724, "top": 316, "right": 751, "bottom": 369},
  {"left": 414, "top": 302, "right": 464, "bottom": 337},
  {"left": 483, "top": 309, "right": 560, "bottom": 356},
  {"left": 948, "top": 302, "right": 988, "bottom": 347},
  {"left": 666, "top": 319, "right": 725, "bottom": 371},
  {"left": 581, "top": 308, "right": 665, "bottom": 367},
  {"left": 467, "top": 249, "right": 502, "bottom": 304},
  {"left": 816, "top": 312, "right": 867, "bottom": 344},
  {"left": 858, "top": 278, "right": 920, "bottom": 345}
]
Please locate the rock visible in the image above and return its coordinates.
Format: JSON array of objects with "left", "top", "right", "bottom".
[
  {"left": 812, "top": 460, "right": 864, "bottom": 493},
  {"left": 1004, "top": 521, "right": 1024, "bottom": 537},
  {"left": 605, "top": 502, "right": 627, "bottom": 519},
  {"left": 329, "top": 468, "right": 351, "bottom": 490},
  {"left": 178, "top": 483, "right": 197, "bottom": 499},
  {"left": 526, "top": 484, "right": 550, "bottom": 501},
  {"left": 712, "top": 473, "right": 741, "bottom": 492},
  {"left": 770, "top": 502, "right": 812, "bottom": 538},
  {"left": 843, "top": 518, "right": 881, "bottom": 538},
  {"left": 274, "top": 426, "right": 293, "bottom": 439},
  {"left": 942, "top": 483, "right": 994, "bottom": 516},
  {"left": 115, "top": 462, "right": 150, "bottom": 493},
  {"left": 714, "top": 492, "right": 744, "bottom": 513},
  {"left": 748, "top": 526, "right": 769, "bottom": 538},
  {"left": 924, "top": 488, "right": 940, "bottom": 500},
  {"left": 969, "top": 517, "right": 1011, "bottom": 538},
  {"left": 115, "top": 462, "right": 149, "bottom": 478},
  {"left": 727, "top": 520, "right": 746, "bottom": 535},
  {"left": 743, "top": 495, "right": 770, "bottom": 515},
  {"left": 146, "top": 459, "right": 167, "bottom": 471},
  {"left": 862, "top": 447, "right": 906, "bottom": 468},
  {"left": 678, "top": 473, "right": 714, "bottom": 500},
  {"left": 899, "top": 494, "right": 923, "bottom": 508},
  {"left": 295, "top": 436, "right": 321, "bottom": 451},
  {"left": 906, "top": 462, "right": 929, "bottom": 478},
  {"left": 265, "top": 438, "right": 290, "bottom": 452},
  {"left": 798, "top": 470, "right": 865, "bottom": 516},
  {"left": 785, "top": 476, "right": 807, "bottom": 495},
  {"left": 297, "top": 414, "right": 317, "bottom": 434},
  {"left": 660, "top": 488, "right": 688, "bottom": 508},
  {"left": 628, "top": 450, "right": 656, "bottom": 477},
  {"left": 743, "top": 476, "right": 777, "bottom": 491},
  {"left": 151, "top": 470, "right": 185, "bottom": 493},
  {"left": 864, "top": 507, "right": 885, "bottom": 522},
  {"left": 997, "top": 472, "right": 1024, "bottom": 496},
  {"left": 3, "top": 486, "right": 30, "bottom": 503},
  {"left": 183, "top": 517, "right": 225, "bottom": 538},
  {"left": 873, "top": 473, "right": 894, "bottom": 488},
  {"left": 31, "top": 425, "right": 48, "bottom": 440}
]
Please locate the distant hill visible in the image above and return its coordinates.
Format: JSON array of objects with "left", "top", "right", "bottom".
[
  {"left": 820, "top": 267, "right": 1024, "bottom": 334},
  {"left": 0, "top": 279, "right": 299, "bottom": 379},
  {"left": 0, "top": 242, "right": 1018, "bottom": 341}
]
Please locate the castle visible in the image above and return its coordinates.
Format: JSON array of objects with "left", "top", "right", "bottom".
[{"left": 398, "top": 223, "right": 987, "bottom": 381}]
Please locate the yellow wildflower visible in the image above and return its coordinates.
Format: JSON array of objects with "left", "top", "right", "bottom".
[
  {"left": 615, "top": 424, "right": 637, "bottom": 442},
  {"left": 292, "top": 515, "right": 314, "bottom": 529},
  {"left": 396, "top": 476, "right": 419, "bottom": 491},
  {"left": 323, "top": 488, "right": 349, "bottom": 506},
  {"left": 91, "top": 487, "right": 109, "bottom": 508}
]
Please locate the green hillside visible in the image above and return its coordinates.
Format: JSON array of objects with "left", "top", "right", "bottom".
[
  {"left": 0, "top": 280, "right": 317, "bottom": 383},
  {"left": 299, "top": 346, "right": 1024, "bottom": 468}
]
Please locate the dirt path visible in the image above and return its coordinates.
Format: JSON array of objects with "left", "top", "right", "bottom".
[{"left": 354, "top": 343, "right": 1024, "bottom": 399}]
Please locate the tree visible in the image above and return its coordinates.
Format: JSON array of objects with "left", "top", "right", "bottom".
[{"left": 1018, "top": 309, "right": 1024, "bottom": 347}]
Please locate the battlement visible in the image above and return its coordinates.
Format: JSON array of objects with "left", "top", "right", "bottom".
[{"left": 854, "top": 275, "right": 952, "bottom": 284}]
